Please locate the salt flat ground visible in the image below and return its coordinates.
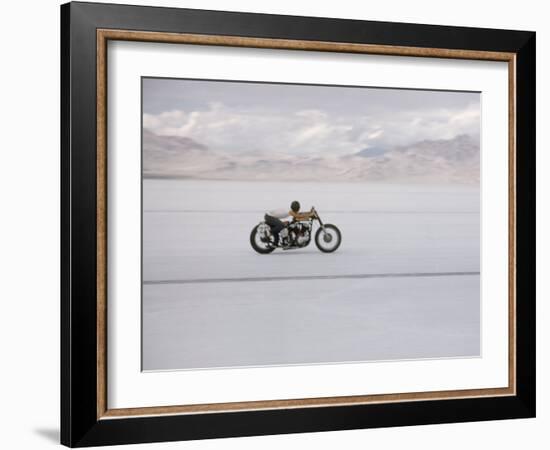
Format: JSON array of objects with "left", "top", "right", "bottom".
[{"left": 142, "top": 180, "right": 480, "bottom": 370}]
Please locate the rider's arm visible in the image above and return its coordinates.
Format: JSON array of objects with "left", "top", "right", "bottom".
[{"left": 289, "top": 210, "right": 315, "bottom": 221}]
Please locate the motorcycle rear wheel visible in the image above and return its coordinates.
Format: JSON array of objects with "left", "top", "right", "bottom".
[
  {"left": 250, "top": 225, "right": 276, "bottom": 254},
  {"left": 315, "top": 224, "right": 342, "bottom": 253}
]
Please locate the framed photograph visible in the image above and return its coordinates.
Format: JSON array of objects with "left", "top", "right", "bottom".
[{"left": 61, "top": 1, "right": 535, "bottom": 447}]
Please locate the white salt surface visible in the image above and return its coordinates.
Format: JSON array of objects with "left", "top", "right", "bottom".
[{"left": 142, "top": 180, "right": 480, "bottom": 370}]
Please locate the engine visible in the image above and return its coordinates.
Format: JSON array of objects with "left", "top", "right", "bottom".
[{"left": 289, "top": 222, "right": 311, "bottom": 247}]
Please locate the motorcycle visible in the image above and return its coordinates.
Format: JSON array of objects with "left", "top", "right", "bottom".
[{"left": 250, "top": 207, "right": 342, "bottom": 254}]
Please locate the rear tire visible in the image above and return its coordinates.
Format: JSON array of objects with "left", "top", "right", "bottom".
[
  {"left": 250, "top": 225, "right": 275, "bottom": 254},
  {"left": 315, "top": 224, "right": 341, "bottom": 253}
]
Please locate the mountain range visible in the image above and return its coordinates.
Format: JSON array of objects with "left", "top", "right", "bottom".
[{"left": 143, "top": 129, "right": 479, "bottom": 183}]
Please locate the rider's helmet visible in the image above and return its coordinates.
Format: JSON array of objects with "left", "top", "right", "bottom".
[{"left": 291, "top": 201, "right": 300, "bottom": 213}]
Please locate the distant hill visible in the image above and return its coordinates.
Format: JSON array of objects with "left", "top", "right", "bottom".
[
  {"left": 143, "top": 129, "right": 229, "bottom": 178},
  {"left": 143, "top": 129, "right": 479, "bottom": 183}
]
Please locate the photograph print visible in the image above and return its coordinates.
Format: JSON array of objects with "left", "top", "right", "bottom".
[{"left": 142, "top": 77, "right": 480, "bottom": 371}]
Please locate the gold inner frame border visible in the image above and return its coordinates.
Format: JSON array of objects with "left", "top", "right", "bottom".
[{"left": 96, "top": 28, "right": 517, "bottom": 420}]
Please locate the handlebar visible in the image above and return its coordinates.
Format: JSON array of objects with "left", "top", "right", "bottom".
[{"left": 311, "top": 206, "right": 318, "bottom": 219}]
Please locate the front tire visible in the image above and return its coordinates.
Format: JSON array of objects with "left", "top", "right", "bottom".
[
  {"left": 315, "top": 224, "right": 341, "bottom": 253},
  {"left": 250, "top": 225, "right": 275, "bottom": 254}
]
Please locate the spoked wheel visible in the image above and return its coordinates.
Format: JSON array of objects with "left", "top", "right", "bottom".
[
  {"left": 314, "top": 224, "right": 341, "bottom": 253},
  {"left": 250, "top": 225, "right": 275, "bottom": 254}
]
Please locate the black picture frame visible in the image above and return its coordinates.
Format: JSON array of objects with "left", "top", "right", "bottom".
[{"left": 61, "top": 1, "right": 535, "bottom": 447}]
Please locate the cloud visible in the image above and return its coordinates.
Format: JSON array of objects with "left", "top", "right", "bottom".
[{"left": 143, "top": 99, "right": 479, "bottom": 157}]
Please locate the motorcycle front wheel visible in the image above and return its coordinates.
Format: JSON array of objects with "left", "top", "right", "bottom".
[
  {"left": 315, "top": 224, "right": 342, "bottom": 253},
  {"left": 250, "top": 225, "right": 276, "bottom": 254}
]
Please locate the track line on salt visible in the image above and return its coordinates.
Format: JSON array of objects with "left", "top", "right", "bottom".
[{"left": 143, "top": 271, "right": 480, "bottom": 286}]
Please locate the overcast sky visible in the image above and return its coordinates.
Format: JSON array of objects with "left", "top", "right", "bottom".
[{"left": 142, "top": 77, "right": 480, "bottom": 156}]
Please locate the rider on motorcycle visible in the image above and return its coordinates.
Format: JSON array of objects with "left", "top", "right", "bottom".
[{"left": 264, "top": 201, "right": 316, "bottom": 246}]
